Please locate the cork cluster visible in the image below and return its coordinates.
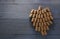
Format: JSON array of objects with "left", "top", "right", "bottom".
[{"left": 29, "top": 6, "right": 53, "bottom": 36}]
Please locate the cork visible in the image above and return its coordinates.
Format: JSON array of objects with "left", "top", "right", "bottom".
[
  {"left": 38, "top": 6, "right": 42, "bottom": 10},
  {"left": 29, "top": 9, "right": 34, "bottom": 17}
]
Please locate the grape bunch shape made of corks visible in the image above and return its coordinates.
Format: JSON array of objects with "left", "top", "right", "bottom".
[{"left": 29, "top": 6, "right": 53, "bottom": 36}]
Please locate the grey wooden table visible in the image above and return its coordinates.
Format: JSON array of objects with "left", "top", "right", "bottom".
[{"left": 0, "top": 0, "right": 60, "bottom": 39}]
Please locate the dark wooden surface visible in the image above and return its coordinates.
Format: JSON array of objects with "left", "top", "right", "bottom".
[{"left": 0, "top": 0, "right": 60, "bottom": 39}]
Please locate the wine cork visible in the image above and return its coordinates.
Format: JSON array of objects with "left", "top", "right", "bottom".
[
  {"left": 44, "top": 17, "right": 48, "bottom": 22},
  {"left": 29, "top": 9, "right": 34, "bottom": 17},
  {"left": 49, "top": 12, "right": 52, "bottom": 16},
  {"left": 46, "top": 25, "right": 49, "bottom": 30},
  {"left": 31, "top": 18, "right": 34, "bottom": 22},
  {"left": 42, "top": 18, "right": 45, "bottom": 22},
  {"left": 36, "top": 14, "right": 38, "bottom": 18},
  {"left": 44, "top": 22, "right": 48, "bottom": 31},
  {"left": 43, "top": 13, "right": 46, "bottom": 18},
  {"left": 34, "top": 18, "right": 37, "bottom": 22},
  {"left": 49, "top": 21, "right": 53, "bottom": 24},
  {"left": 44, "top": 22, "right": 47, "bottom": 26},
  {"left": 32, "top": 14, "right": 36, "bottom": 18},
  {"left": 47, "top": 16, "right": 51, "bottom": 21},
  {"left": 40, "top": 23, "right": 44, "bottom": 31},
  {"left": 40, "top": 11, "right": 42, "bottom": 14},
  {"left": 50, "top": 15, "right": 53, "bottom": 20},
  {"left": 33, "top": 21, "right": 36, "bottom": 26},
  {"left": 40, "top": 19, "right": 43, "bottom": 23},
  {"left": 44, "top": 31, "right": 47, "bottom": 35},
  {"left": 29, "top": 14, "right": 32, "bottom": 18},
  {"left": 32, "top": 10, "right": 37, "bottom": 18},
  {"left": 38, "top": 14, "right": 41, "bottom": 18},
  {"left": 40, "top": 14, "right": 44, "bottom": 18},
  {"left": 34, "top": 10, "right": 37, "bottom": 14},
  {"left": 43, "top": 26, "right": 46, "bottom": 31},
  {"left": 42, "top": 10, "right": 44, "bottom": 14},
  {"left": 36, "top": 10, "right": 39, "bottom": 18},
  {"left": 46, "top": 22, "right": 50, "bottom": 26},
  {"left": 39, "top": 23, "right": 41, "bottom": 26},
  {"left": 41, "top": 26, "right": 43, "bottom": 31},
  {"left": 38, "top": 26, "right": 40, "bottom": 32},
  {"left": 35, "top": 25, "right": 38, "bottom": 31},
  {"left": 43, "top": 8, "right": 47, "bottom": 13},
  {"left": 37, "top": 10, "right": 40, "bottom": 15},
  {"left": 46, "top": 12, "right": 50, "bottom": 17},
  {"left": 41, "top": 31, "right": 44, "bottom": 36},
  {"left": 31, "top": 9, "right": 34, "bottom": 14},
  {"left": 37, "top": 19, "right": 40, "bottom": 23},
  {"left": 38, "top": 6, "right": 42, "bottom": 10},
  {"left": 41, "top": 22, "right": 44, "bottom": 26},
  {"left": 39, "top": 23, "right": 41, "bottom": 31},
  {"left": 35, "top": 22, "right": 38, "bottom": 31}
]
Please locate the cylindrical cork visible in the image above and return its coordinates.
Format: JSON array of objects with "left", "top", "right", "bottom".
[
  {"left": 37, "top": 10, "right": 40, "bottom": 15},
  {"left": 41, "top": 31, "right": 44, "bottom": 36},
  {"left": 46, "top": 22, "right": 50, "bottom": 26},
  {"left": 36, "top": 14, "right": 38, "bottom": 18},
  {"left": 34, "top": 10, "right": 37, "bottom": 14},
  {"left": 38, "top": 14, "right": 41, "bottom": 18},
  {"left": 43, "top": 22, "right": 47, "bottom": 31},
  {"left": 35, "top": 25, "right": 38, "bottom": 31},
  {"left": 46, "top": 12, "right": 50, "bottom": 17},
  {"left": 43, "top": 25, "right": 46, "bottom": 31},
  {"left": 42, "top": 18, "right": 45, "bottom": 22},
  {"left": 34, "top": 18, "right": 37, "bottom": 22},
  {"left": 50, "top": 15, "right": 53, "bottom": 20},
  {"left": 43, "top": 13, "right": 47, "bottom": 19},
  {"left": 32, "top": 14, "right": 36, "bottom": 18},
  {"left": 46, "top": 25, "right": 49, "bottom": 30},
  {"left": 38, "top": 26, "right": 40, "bottom": 32},
  {"left": 37, "top": 19, "right": 40, "bottom": 23},
  {"left": 49, "top": 21, "right": 53, "bottom": 24},
  {"left": 46, "top": 12, "right": 52, "bottom": 17},
  {"left": 29, "top": 14, "right": 32, "bottom": 18},
  {"left": 41, "top": 10, "right": 44, "bottom": 14},
  {"left": 40, "top": 14, "right": 44, "bottom": 18},
  {"left": 39, "top": 23, "right": 41, "bottom": 31},
  {"left": 43, "top": 21, "right": 47, "bottom": 32},
  {"left": 43, "top": 8, "right": 47, "bottom": 13},
  {"left": 38, "top": 6, "right": 42, "bottom": 10},
  {"left": 41, "top": 22, "right": 44, "bottom": 26},
  {"left": 40, "top": 23, "right": 44, "bottom": 31},
  {"left": 44, "top": 17, "right": 48, "bottom": 22},
  {"left": 31, "top": 18, "right": 35, "bottom": 22},
  {"left": 49, "top": 12, "right": 52, "bottom": 16},
  {"left": 47, "top": 16, "right": 51, "bottom": 21},
  {"left": 44, "top": 30, "right": 47, "bottom": 35},
  {"left": 35, "top": 22, "right": 38, "bottom": 31},
  {"left": 44, "top": 22, "right": 47, "bottom": 26},
  {"left": 29, "top": 9, "right": 34, "bottom": 18},
  {"left": 40, "top": 11, "right": 42, "bottom": 14},
  {"left": 33, "top": 21, "right": 36, "bottom": 26},
  {"left": 32, "top": 10, "right": 37, "bottom": 18},
  {"left": 37, "top": 10, "right": 40, "bottom": 19},
  {"left": 40, "top": 26, "right": 43, "bottom": 31},
  {"left": 40, "top": 18, "right": 43, "bottom": 23},
  {"left": 39, "top": 23, "right": 41, "bottom": 26}
]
